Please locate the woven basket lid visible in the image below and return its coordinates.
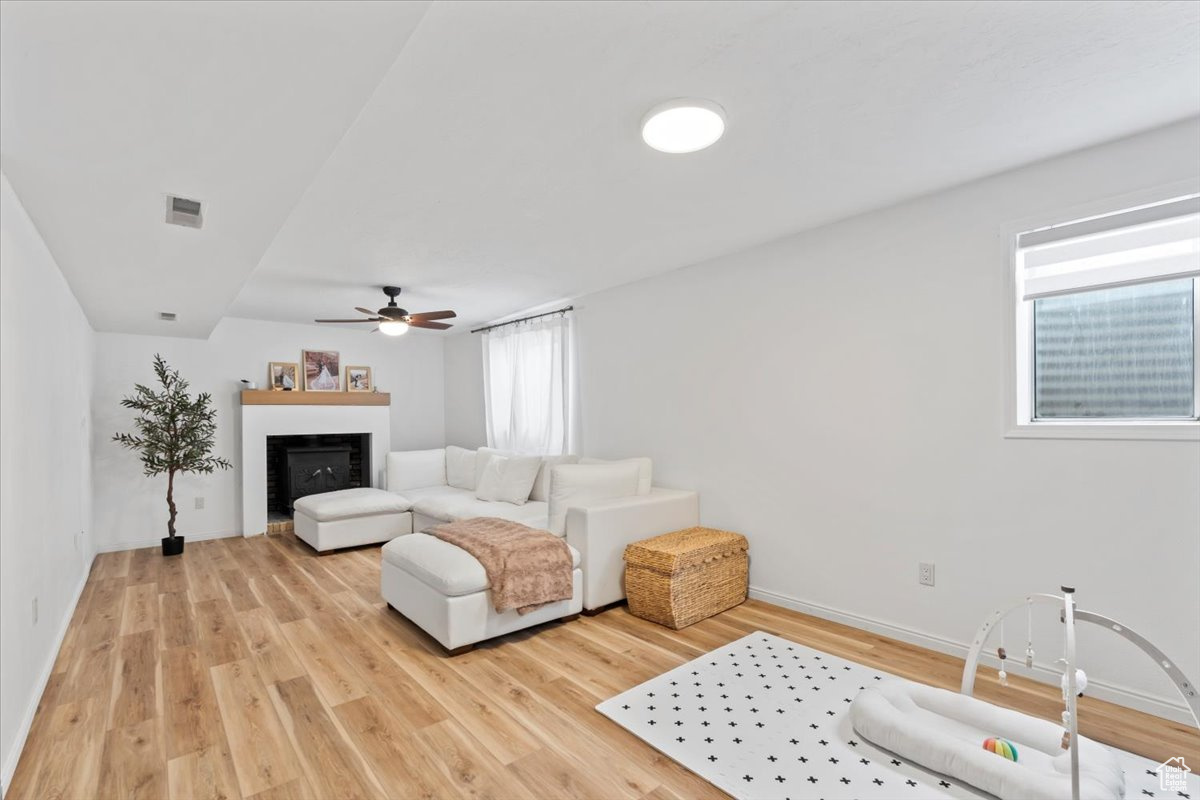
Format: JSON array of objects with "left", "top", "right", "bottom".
[{"left": 623, "top": 527, "right": 748, "bottom": 575}]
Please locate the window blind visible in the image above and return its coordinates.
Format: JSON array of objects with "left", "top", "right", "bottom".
[
  {"left": 1018, "top": 195, "right": 1200, "bottom": 301},
  {"left": 1032, "top": 278, "right": 1195, "bottom": 418}
]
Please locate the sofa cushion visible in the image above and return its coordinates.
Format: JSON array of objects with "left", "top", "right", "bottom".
[
  {"left": 473, "top": 447, "right": 510, "bottom": 488},
  {"left": 413, "top": 489, "right": 549, "bottom": 529},
  {"left": 580, "top": 456, "right": 652, "bottom": 495},
  {"left": 475, "top": 454, "right": 542, "bottom": 505},
  {"left": 399, "top": 485, "right": 463, "bottom": 503},
  {"left": 530, "top": 454, "right": 580, "bottom": 502},
  {"left": 293, "top": 487, "right": 411, "bottom": 523},
  {"left": 386, "top": 449, "right": 446, "bottom": 492},
  {"left": 383, "top": 532, "right": 580, "bottom": 597},
  {"left": 547, "top": 462, "right": 640, "bottom": 535},
  {"left": 445, "top": 445, "right": 477, "bottom": 490}
]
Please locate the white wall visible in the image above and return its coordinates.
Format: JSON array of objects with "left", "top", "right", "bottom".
[
  {"left": 0, "top": 174, "right": 95, "bottom": 793},
  {"left": 444, "top": 119, "right": 1200, "bottom": 719},
  {"left": 92, "top": 317, "right": 445, "bottom": 551},
  {"left": 443, "top": 331, "right": 487, "bottom": 448}
]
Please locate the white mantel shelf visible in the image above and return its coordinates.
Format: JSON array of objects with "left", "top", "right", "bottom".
[{"left": 241, "top": 389, "right": 390, "bottom": 406}]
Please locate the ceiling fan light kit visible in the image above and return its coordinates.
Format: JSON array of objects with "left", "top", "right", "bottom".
[
  {"left": 378, "top": 320, "right": 409, "bottom": 336},
  {"left": 314, "top": 285, "right": 456, "bottom": 334}
]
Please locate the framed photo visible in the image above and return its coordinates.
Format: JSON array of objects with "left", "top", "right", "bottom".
[
  {"left": 302, "top": 350, "right": 340, "bottom": 391},
  {"left": 345, "top": 366, "right": 373, "bottom": 392},
  {"left": 268, "top": 361, "right": 299, "bottom": 391}
]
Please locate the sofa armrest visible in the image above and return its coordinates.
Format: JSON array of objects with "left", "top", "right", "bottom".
[
  {"left": 565, "top": 488, "right": 699, "bottom": 611},
  {"left": 386, "top": 449, "right": 447, "bottom": 493}
]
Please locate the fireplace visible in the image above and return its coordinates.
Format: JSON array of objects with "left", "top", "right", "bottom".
[
  {"left": 266, "top": 433, "right": 370, "bottom": 516},
  {"left": 241, "top": 398, "right": 390, "bottom": 537}
]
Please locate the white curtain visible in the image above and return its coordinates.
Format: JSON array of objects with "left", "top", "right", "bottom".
[{"left": 483, "top": 312, "right": 574, "bottom": 455}]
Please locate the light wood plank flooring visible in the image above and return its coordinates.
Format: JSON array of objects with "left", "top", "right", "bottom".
[{"left": 8, "top": 531, "right": 1197, "bottom": 799}]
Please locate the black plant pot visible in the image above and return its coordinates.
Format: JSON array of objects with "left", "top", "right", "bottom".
[{"left": 162, "top": 536, "right": 185, "bottom": 557}]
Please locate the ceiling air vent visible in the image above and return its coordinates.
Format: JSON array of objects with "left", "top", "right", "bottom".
[
  {"left": 165, "top": 195, "right": 202, "bottom": 228},
  {"left": 159, "top": 312, "right": 177, "bottom": 321}
]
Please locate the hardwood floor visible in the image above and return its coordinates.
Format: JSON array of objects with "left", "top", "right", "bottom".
[{"left": 8, "top": 531, "right": 1197, "bottom": 799}]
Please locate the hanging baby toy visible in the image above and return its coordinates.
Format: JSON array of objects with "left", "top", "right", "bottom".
[
  {"left": 1059, "top": 660, "right": 1089, "bottom": 749},
  {"left": 997, "top": 619, "right": 1008, "bottom": 686},
  {"left": 1024, "top": 596, "right": 1035, "bottom": 669}
]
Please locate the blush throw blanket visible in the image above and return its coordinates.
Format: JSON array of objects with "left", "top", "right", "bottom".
[{"left": 429, "top": 517, "right": 574, "bottom": 615}]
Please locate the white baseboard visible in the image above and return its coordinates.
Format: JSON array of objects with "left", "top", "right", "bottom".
[
  {"left": 748, "top": 585, "right": 1195, "bottom": 727},
  {"left": 1, "top": 554, "right": 94, "bottom": 799},
  {"left": 95, "top": 529, "right": 241, "bottom": 553}
]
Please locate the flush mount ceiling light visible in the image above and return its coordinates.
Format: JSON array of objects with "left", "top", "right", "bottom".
[{"left": 641, "top": 98, "right": 726, "bottom": 154}]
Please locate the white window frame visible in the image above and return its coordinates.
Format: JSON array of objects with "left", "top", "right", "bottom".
[{"left": 1004, "top": 180, "right": 1200, "bottom": 441}]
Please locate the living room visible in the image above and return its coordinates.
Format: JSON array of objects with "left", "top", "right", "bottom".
[{"left": 1, "top": 2, "right": 1198, "bottom": 799}]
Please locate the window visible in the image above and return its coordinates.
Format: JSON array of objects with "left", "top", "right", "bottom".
[
  {"left": 482, "top": 311, "right": 575, "bottom": 455},
  {"left": 1012, "top": 195, "right": 1200, "bottom": 437}
]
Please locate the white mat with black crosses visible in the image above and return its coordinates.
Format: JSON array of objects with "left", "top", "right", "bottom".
[{"left": 596, "top": 631, "right": 1197, "bottom": 800}]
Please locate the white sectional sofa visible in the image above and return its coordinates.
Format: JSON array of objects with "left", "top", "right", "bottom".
[
  {"left": 295, "top": 445, "right": 698, "bottom": 651},
  {"left": 383, "top": 446, "right": 699, "bottom": 613}
]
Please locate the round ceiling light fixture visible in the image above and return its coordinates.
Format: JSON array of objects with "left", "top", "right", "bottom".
[
  {"left": 378, "top": 320, "right": 409, "bottom": 336},
  {"left": 641, "top": 98, "right": 726, "bottom": 154}
]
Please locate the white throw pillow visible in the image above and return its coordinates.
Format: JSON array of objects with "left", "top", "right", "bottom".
[
  {"left": 474, "top": 446, "right": 510, "bottom": 489},
  {"left": 445, "top": 445, "right": 477, "bottom": 490},
  {"left": 580, "top": 456, "right": 652, "bottom": 495},
  {"left": 547, "top": 462, "right": 640, "bottom": 535},
  {"left": 475, "top": 454, "right": 542, "bottom": 505},
  {"left": 529, "top": 454, "right": 580, "bottom": 502}
]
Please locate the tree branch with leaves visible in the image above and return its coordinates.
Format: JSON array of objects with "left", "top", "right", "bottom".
[{"left": 113, "top": 354, "right": 232, "bottom": 538}]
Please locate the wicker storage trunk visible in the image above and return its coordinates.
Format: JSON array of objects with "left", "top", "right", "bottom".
[{"left": 623, "top": 527, "right": 748, "bottom": 629}]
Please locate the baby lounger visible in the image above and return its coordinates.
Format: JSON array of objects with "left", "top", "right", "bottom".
[{"left": 850, "top": 678, "right": 1124, "bottom": 800}]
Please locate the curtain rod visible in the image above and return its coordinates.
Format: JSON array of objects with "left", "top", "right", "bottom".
[{"left": 471, "top": 305, "right": 574, "bottom": 334}]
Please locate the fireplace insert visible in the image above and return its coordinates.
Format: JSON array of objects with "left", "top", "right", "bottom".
[
  {"left": 266, "top": 433, "right": 370, "bottom": 515},
  {"left": 285, "top": 446, "right": 351, "bottom": 510}
]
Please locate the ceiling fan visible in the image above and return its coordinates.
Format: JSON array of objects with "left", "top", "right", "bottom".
[{"left": 315, "top": 286, "right": 456, "bottom": 336}]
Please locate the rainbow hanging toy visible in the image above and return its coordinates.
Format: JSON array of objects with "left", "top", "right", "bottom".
[{"left": 982, "top": 737, "right": 1018, "bottom": 761}]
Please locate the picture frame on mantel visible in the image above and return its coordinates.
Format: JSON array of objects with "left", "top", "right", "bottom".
[
  {"left": 345, "top": 366, "right": 372, "bottom": 392},
  {"left": 268, "top": 361, "right": 299, "bottom": 391},
  {"left": 302, "top": 350, "right": 340, "bottom": 391}
]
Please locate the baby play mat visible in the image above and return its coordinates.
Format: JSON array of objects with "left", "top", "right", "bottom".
[{"left": 595, "top": 631, "right": 1197, "bottom": 800}]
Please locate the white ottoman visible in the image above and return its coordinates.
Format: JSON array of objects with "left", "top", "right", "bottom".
[
  {"left": 380, "top": 533, "right": 583, "bottom": 653},
  {"left": 293, "top": 488, "right": 413, "bottom": 552}
]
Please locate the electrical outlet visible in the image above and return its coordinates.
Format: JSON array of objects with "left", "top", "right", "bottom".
[
  {"left": 919, "top": 562, "right": 935, "bottom": 586},
  {"left": 195, "top": 496, "right": 205, "bottom": 510},
  {"left": 32, "top": 597, "right": 38, "bottom": 625}
]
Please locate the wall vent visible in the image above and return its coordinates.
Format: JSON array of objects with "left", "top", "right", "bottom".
[
  {"left": 159, "top": 311, "right": 177, "bottom": 321},
  {"left": 165, "top": 195, "right": 202, "bottom": 228}
]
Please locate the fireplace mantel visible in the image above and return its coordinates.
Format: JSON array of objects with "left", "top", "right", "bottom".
[{"left": 241, "top": 390, "right": 390, "bottom": 406}]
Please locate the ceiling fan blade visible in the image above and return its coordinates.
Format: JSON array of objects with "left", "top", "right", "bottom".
[
  {"left": 408, "top": 319, "right": 453, "bottom": 330},
  {"left": 405, "top": 310, "right": 457, "bottom": 322},
  {"left": 354, "top": 307, "right": 378, "bottom": 316},
  {"left": 315, "top": 318, "right": 380, "bottom": 323}
]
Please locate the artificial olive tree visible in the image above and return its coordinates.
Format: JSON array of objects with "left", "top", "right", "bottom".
[{"left": 113, "top": 354, "right": 231, "bottom": 542}]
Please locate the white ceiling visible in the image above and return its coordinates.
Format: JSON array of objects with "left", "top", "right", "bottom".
[
  {"left": 0, "top": 0, "right": 430, "bottom": 337},
  {"left": 3, "top": 0, "right": 1199, "bottom": 338}
]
